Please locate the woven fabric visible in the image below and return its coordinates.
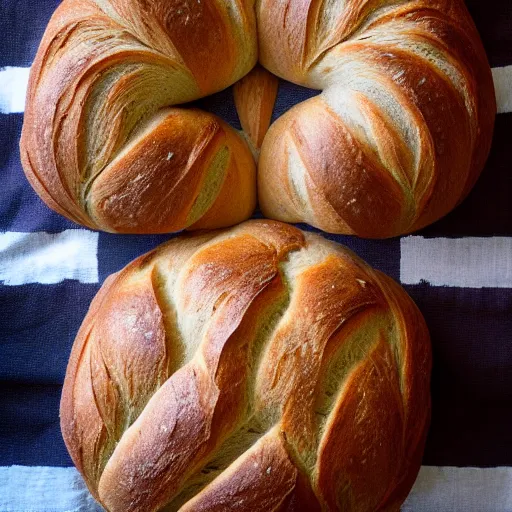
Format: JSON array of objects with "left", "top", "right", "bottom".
[{"left": 0, "top": 0, "right": 511, "bottom": 510}]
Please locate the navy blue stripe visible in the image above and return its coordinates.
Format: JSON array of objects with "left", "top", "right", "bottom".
[
  {"left": 0, "top": 114, "right": 76, "bottom": 232},
  {"left": 196, "top": 87, "right": 243, "bottom": 130},
  {"left": 407, "top": 284, "right": 512, "bottom": 466},
  {"left": 0, "top": 0, "right": 61, "bottom": 68},
  {"left": 0, "top": 282, "right": 98, "bottom": 466},
  {"left": 0, "top": 382, "right": 71, "bottom": 467},
  {"left": 2, "top": 282, "right": 509, "bottom": 468},
  {"left": 0, "top": 282, "right": 99, "bottom": 384},
  {"left": 271, "top": 81, "right": 320, "bottom": 122},
  {"left": 98, "top": 224, "right": 401, "bottom": 285},
  {"left": 299, "top": 224, "right": 402, "bottom": 281},
  {"left": 98, "top": 232, "right": 173, "bottom": 281}
]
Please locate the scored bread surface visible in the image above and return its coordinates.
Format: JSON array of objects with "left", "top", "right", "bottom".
[
  {"left": 20, "top": 0, "right": 258, "bottom": 233},
  {"left": 61, "top": 220, "right": 431, "bottom": 511},
  {"left": 20, "top": 0, "right": 495, "bottom": 238},
  {"left": 256, "top": 0, "right": 495, "bottom": 237}
]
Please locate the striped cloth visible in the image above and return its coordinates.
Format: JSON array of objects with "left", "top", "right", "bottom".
[{"left": 0, "top": 1, "right": 511, "bottom": 511}]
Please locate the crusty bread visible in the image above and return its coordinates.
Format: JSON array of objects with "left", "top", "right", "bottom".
[
  {"left": 60, "top": 220, "right": 431, "bottom": 511},
  {"left": 21, "top": 0, "right": 494, "bottom": 238},
  {"left": 20, "top": 0, "right": 257, "bottom": 233},
  {"left": 256, "top": 0, "right": 496, "bottom": 238},
  {"left": 234, "top": 65, "right": 279, "bottom": 153}
]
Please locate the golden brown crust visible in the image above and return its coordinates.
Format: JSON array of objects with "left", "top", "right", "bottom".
[
  {"left": 180, "top": 429, "right": 300, "bottom": 512},
  {"left": 257, "top": 0, "right": 496, "bottom": 238},
  {"left": 234, "top": 65, "right": 279, "bottom": 151},
  {"left": 315, "top": 336, "right": 405, "bottom": 510},
  {"left": 20, "top": 0, "right": 257, "bottom": 233},
  {"left": 188, "top": 124, "right": 258, "bottom": 231},
  {"left": 61, "top": 220, "right": 431, "bottom": 511},
  {"left": 22, "top": 0, "right": 493, "bottom": 238}
]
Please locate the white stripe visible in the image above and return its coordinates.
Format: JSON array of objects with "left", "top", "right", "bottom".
[
  {"left": 492, "top": 65, "right": 512, "bottom": 115},
  {"left": 403, "top": 466, "right": 512, "bottom": 512},
  {"left": 400, "top": 236, "right": 512, "bottom": 288},
  {"left": 0, "top": 230, "right": 99, "bottom": 286},
  {"left": 0, "top": 65, "right": 512, "bottom": 115},
  {"left": 0, "top": 466, "right": 102, "bottom": 512},
  {"left": 0, "top": 67, "right": 30, "bottom": 114},
  {"left": 0, "top": 465, "right": 510, "bottom": 511}
]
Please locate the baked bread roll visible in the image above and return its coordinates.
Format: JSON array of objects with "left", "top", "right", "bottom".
[
  {"left": 61, "top": 220, "right": 431, "bottom": 511},
  {"left": 21, "top": 0, "right": 494, "bottom": 238},
  {"left": 20, "top": 0, "right": 257, "bottom": 233},
  {"left": 234, "top": 65, "right": 279, "bottom": 152},
  {"left": 257, "top": 0, "right": 496, "bottom": 238}
]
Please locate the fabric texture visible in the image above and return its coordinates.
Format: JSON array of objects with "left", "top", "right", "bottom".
[
  {"left": 0, "top": 466, "right": 510, "bottom": 512},
  {"left": 0, "top": 467, "right": 103, "bottom": 512},
  {"left": 0, "top": 0, "right": 511, "bottom": 510}
]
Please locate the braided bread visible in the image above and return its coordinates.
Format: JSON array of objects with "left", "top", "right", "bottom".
[
  {"left": 61, "top": 220, "right": 431, "bottom": 511},
  {"left": 20, "top": 0, "right": 257, "bottom": 233},
  {"left": 21, "top": 1, "right": 494, "bottom": 238},
  {"left": 257, "top": 0, "right": 496, "bottom": 238}
]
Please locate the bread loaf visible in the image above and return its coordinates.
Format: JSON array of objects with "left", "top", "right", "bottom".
[
  {"left": 20, "top": 0, "right": 257, "bottom": 233},
  {"left": 60, "top": 220, "right": 431, "bottom": 511},
  {"left": 21, "top": 0, "right": 494, "bottom": 238},
  {"left": 256, "top": 0, "right": 496, "bottom": 237}
]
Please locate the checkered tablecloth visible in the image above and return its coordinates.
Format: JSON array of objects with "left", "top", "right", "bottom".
[{"left": 0, "top": 1, "right": 511, "bottom": 510}]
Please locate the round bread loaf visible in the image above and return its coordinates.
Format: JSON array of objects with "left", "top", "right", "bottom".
[
  {"left": 20, "top": 0, "right": 258, "bottom": 233},
  {"left": 60, "top": 220, "right": 431, "bottom": 511},
  {"left": 257, "top": 0, "right": 496, "bottom": 237},
  {"left": 21, "top": 1, "right": 494, "bottom": 238}
]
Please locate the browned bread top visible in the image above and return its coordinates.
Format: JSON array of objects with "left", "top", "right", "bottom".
[
  {"left": 21, "top": 0, "right": 495, "bottom": 238},
  {"left": 20, "top": 0, "right": 257, "bottom": 233},
  {"left": 256, "top": 0, "right": 496, "bottom": 237},
  {"left": 60, "top": 220, "right": 431, "bottom": 511}
]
